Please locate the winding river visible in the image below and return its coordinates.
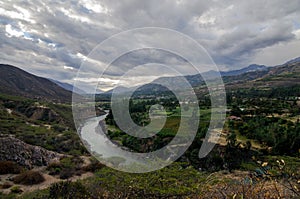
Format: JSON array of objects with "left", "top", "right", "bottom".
[
  {"left": 79, "top": 114, "right": 182, "bottom": 172},
  {"left": 79, "top": 114, "right": 138, "bottom": 165}
]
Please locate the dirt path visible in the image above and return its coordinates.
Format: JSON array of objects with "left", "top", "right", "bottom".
[{"left": 20, "top": 171, "right": 94, "bottom": 193}]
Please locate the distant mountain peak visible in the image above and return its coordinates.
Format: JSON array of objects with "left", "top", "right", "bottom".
[
  {"left": 284, "top": 56, "right": 300, "bottom": 65},
  {"left": 221, "top": 64, "right": 267, "bottom": 76},
  {"left": 246, "top": 64, "right": 267, "bottom": 69}
]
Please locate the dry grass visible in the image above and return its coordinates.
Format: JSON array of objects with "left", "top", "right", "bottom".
[{"left": 13, "top": 170, "right": 45, "bottom": 185}]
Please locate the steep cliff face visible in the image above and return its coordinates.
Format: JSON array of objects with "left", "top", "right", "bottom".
[{"left": 0, "top": 136, "right": 62, "bottom": 168}]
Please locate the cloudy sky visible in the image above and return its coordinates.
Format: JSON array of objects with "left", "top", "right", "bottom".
[{"left": 1, "top": 0, "right": 300, "bottom": 91}]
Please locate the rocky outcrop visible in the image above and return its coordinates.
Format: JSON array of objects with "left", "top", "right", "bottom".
[
  {"left": 24, "top": 106, "right": 59, "bottom": 122},
  {"left": 0, "top": 136, "right": 62, "bottom": 168}
]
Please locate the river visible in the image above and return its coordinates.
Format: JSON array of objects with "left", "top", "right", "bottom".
[{"left": 79, "top": 114, "right": 179, "bottom": 173}]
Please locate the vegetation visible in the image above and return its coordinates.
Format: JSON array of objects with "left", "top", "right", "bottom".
[
  {"left": 0, "top": 161, "right": 23, "bottom": 174},
  {"left": 13, "top": 170, "right": 45, "bottom": 185},
  {"left": 85, "top": 85, "right": 300, "bottom": 198},
  {"left": 1, "top": 70, "right": 300, "bottom": 197},
  {"left": 10, "top": 186, "right": 23, "bottom": 194},
  {"left": 19, "top": 161, "right": 299, "bottom": 198},
  {"left": 0, "top": 94, "right": 87, "bottom": 155},
  {"left": 47, "top": 156, "right": 84, "bottom": 179}
]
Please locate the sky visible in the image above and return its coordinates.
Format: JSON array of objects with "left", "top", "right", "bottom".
[{"left": 0, "top": 0, "right": 300, "bottom": 91}]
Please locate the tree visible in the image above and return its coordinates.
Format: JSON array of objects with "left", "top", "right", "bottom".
[{"left": 224, "top": 132, "right": 242, "bottom": 172}]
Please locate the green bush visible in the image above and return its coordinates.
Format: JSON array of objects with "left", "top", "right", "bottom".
[
  {"left": 52, "top": 124, "right": 66, "bottom": 132},
  {"left": 240, "top": 161, "right": 257, "bottom": 171},
  {"left": 47, "top": 162, "right": 62, "bottom": 175},
  {"left": 82, "top": 158, "right": 105, "bottom": 172},
  {"left": 10, "top": 186, "right": 23, "bottom": 194},
  {"left": 47, "top": 156, "right": 84, "bottom": 179},
  {"left": 49, "top": 181, "right": 90, "bottom": 199},
  {"left": 59, "top": 169, "right": 74, "bottom": 180}
]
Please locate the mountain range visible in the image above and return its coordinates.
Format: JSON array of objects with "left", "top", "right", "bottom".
[
  {"left": 104, "top": 63, "right": 269, "bottom": 95},
  {"left": 156, "top": 63, "right": 268, "bottom": 87},
  {"left": 0, "top": 56, "right": 300, "bottom": 101},
  {"left": 106, "top": 58, "right": 300, "bottom": 96}
]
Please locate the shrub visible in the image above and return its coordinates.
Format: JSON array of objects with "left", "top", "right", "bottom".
[
  {"left": 47, "top": 162, "right": 62, "bottom": 175},
  {"left": 1, "top": 182, "right": 13, "bottom": 189},
  {"left": 10, "top": 186, "right": 23, "bottom": 194},
  {"left": 0, "top": 161, "right": 22, "bottom": 174},
  {"left": 59, "top": 169, "right": 75, "bottom": 180},
  {"left": 60, "top": 156, "right": 81, "bottom": 169},
  {"left": 49, "top": 181, "right": 90, "bottom": 199},
  {"left": 13, "top": 170, "right": 45, "bottom": 185},
  {"left": 82, "top": 158, "right": 105, "bottom": 172},
  {"left": 48, "top": 167, "right": 61, "bottom": 176},
  {"left": 52, "top": 124, "right": 66, "bottom": 132},
  {"left": 47, "top": 156, "right": 85, "bottom": 179}
]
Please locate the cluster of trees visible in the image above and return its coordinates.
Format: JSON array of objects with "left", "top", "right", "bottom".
[
  {"left": 227, "top": 86, "right": 300, "bottom": 157},
  {"left": 227, "top": 85, "right": 300, "bottom": 100},
  {"left": 234, "top": 116, "right": 300, "bottom": 156},
  {"left": 105, "top": 85, "right": 300, "bottom": 172}
]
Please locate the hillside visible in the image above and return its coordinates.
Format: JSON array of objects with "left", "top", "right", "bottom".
[
  {"left": 0, "top": 93, "right": 85, "bottom": 153},
  {"left": 49, "top": 79, "right": 88, "bottom": 94},
  {"left": 0, "top": 64, "right": 72, "bottom": 103},
  {"left": 226, "top": 60, "right": 300, "bottom": 89}
]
